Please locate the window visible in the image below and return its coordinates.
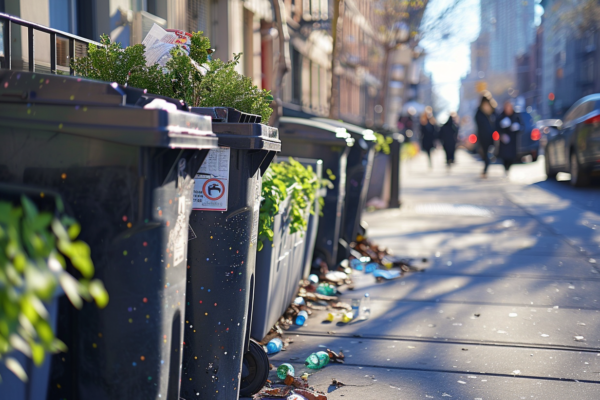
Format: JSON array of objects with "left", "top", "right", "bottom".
[{"left": 50, "top": 0, "right": 77, "bottom": 34}]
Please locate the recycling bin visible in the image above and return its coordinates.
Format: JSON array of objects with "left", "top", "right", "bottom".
[
  {"left": 182, "top": 107, "right": 280, "bottom": 399},
  {"left": 250, "top": 157, "right": 322, "bottom": 343},
  {"left": 313, "top": 119, "right": 377, "bottom": 262},
  {"left": 0, "top": 71, "right": 218, "bottom": 400},
  {"left": 294, "top": 158, "right": 323, "bottom": 280},
  {"left": 277, "top": 117, "right": 354, "bottom": 269},
  {"left": 251, "top": 188, "right": 294, "bottom": 342}
]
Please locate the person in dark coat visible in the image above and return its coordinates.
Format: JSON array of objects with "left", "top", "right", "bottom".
[
  {"left": 420, "top": 109, "right": 437, "bottom": 169},
  {"left": 474, "top": 96, "right": 496, "bottom": 178},
  {"left": 439, "top": 112, "right": 459, "bottom": 169},
  {"left": 495, "top": 100, "right": 521, "bottom": 175}
]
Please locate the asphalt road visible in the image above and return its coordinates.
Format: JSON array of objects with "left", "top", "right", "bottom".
[{"left": 266, "top": 149, "right": 600, "bottom": 400}]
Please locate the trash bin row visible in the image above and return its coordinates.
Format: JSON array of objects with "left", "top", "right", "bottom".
[{"left": 0, "top": 70, "right": 377, "bottom": 400}]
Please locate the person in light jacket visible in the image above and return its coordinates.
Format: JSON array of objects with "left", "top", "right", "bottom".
[
  {"left": 495, "top": 100, "right": 521, "bottom": 175},
  {"left": 474, "top": 96, "right": 496, "bottom": 178}
]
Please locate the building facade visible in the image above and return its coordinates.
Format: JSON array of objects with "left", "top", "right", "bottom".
[
  {"left": 460, "top": 0, "right": 536, "bottom": 121},
  {"left": 1, "top": 0, "right": 427, "bottom": 129},
  {"left": 539, "top": 0, "right": 600, "bottom": 118}
]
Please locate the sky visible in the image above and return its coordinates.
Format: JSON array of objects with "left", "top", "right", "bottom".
[{"left": 420, "top": 0, "right": 544, "bottom": 122}]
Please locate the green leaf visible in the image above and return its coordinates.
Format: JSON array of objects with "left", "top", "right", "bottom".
[
  {"left": 5, "top": 357, "right": 28, "bottom": 382},
  {"left": 0, "top": 202, "right": 12, "bottom": 223},
  {"left": 20, "top": 297, "right": 39, "bottom": 325},
  {"left": 50, "top": 338, "right": 67, "bottom": 353},
  {"left": 59, "top": 273, "right": 83, "bottom": 309},
  {"left": 31, "top": 212, "right": 53, "bottom": 231},
  {"left": 89, "top": 279, "right": 109, "bottom": 309},
  {"left": 34, "top": 319, "right": 55, "bottom": 345},
  {"left": 21, "top": 196, "right": 38, "bottom": 220},
  {"left": 67, "top": 223, "right": 81, "bottom": 240},
  {"left": 30, "top": 342, "right": 45, "bottom": 366}
]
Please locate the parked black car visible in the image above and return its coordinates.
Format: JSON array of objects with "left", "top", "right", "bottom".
[{"left": 545, "top": 94, "right": 600, "bottom": 186}]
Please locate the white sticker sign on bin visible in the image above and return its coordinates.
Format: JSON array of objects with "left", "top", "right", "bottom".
[{"left": 193, "top": 148, "right": 230, "bottom": 211}]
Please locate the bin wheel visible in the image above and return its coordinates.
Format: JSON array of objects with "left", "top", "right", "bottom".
[{"left": 239, "top": 339, "right": 270, "bottom": 397}]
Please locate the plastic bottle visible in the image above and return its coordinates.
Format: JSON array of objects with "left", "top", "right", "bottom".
[
  {"left": 266, "top": 337, "right": 283, "bottom": 354},
  {"left": 308, "top": 274, "right": 319, "bottom": 285},
  {"left": 316, "top": 283, "right": 336, "bottom": 296},
  {"left": 295, "top": 310, "right": 308, "bottom": 326},
  {"left": 293, "top": 297, "right": 305, "bottom": 306},
  {"left": 305, "top": 351, "right": 330, "bottom": 369},
  {"left": 364, "top": 263, "right": 378, "bottom": 273},
  {"left": 350, "top": 258, "right": 364, "bottom": 271},
  {"left": 360, "top": 293, "right": 371, "bottom": 320},
  {"left": 351, "top": 299, "right": 361, "bottom": 319},
  {"left": 276, "top": 363, "right": 295, "bottom": 380}
]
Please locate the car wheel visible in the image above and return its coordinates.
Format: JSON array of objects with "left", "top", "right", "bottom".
[
  {"left": 239, "top": 339, "right": 270, "bottom": 397},
  {"left": 545, "top": 154, "right": 557, "bottom": 179},
  {"left": 570, "top": 152, "right": 590, "bottom": 187}
]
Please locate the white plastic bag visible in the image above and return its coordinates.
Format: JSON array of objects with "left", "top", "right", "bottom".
[{"left": 142, "top": 24, "right": 206, "bottom": 74}]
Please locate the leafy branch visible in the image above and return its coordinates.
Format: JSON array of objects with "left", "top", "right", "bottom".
[
  {"left": 71, "top": 33, "right": 273, "bottom": 122},
  {"left": 258, "top": 158, "right": 324, "bottom": 252},
  {"left": 0, "top": 196, "right": 108, "bottom": 381}
]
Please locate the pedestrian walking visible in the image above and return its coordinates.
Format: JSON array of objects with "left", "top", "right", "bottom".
[
  {"left": 440, "top": 112, "right": 459, "bottom": 169},
  {"left": 496, "top": 100, "right": 521, "bottom": 176},
  {"left": 420, "top": 108, "right": 437, "bottom": 169},
  {"left": 474, "top": 95, "right": 496, "bottom": 178}
]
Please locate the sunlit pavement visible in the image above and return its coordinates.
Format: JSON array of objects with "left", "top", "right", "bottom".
[{"left": 265, "top": 148, "right": 600, "bottom": 399}]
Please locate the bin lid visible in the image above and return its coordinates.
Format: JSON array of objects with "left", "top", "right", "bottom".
[
  {"left": 0, "top": 71, "right": 218, "bottom": 150},
  {"left": 188, "top": 107, "right": 280, "bottom": 151},
  {"left": 311, "top": 118, "right": 377, "bottom": 142},
  {"left": 278, "top": 117, "right": 354, "bottom": 147}
]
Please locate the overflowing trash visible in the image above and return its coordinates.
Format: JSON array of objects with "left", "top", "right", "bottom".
[
  {"left": 253, "top": 375, "right": 328, "bottom": 399},
  {"left": 252, "top": 228, "right": 429, "bottom": 398},
  {"left": 253, "top": 351, "right": 344, "bottom": 399}
]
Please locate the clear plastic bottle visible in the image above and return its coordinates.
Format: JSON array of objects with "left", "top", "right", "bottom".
[
  {"left": 351, "top": 299, "right": 361, "bottom": 319},
  {"left": 360, "top": 293, "right": 371, "bottom": 320}
]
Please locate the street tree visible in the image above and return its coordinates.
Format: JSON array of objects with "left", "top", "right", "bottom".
[{"left": 555, "top": 0, "right": 600, "bottom": 35}]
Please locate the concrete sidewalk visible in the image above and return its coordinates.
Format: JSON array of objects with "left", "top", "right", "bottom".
[{"left": 267, "top": 149, "right": 600, "bottom": 399}]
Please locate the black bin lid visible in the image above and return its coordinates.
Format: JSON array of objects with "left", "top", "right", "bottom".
[
  {"left": 189, "top": 107, "right": 280, "bottom": 152},
  {"left": 278, "top": 117, "right": 354, "bottom": 147},
  {"left": 312, "top": 118, "right": 377, "bottom": 142},
  {"left": 0, "top": 71, "right": 218, "bottom": 150}
]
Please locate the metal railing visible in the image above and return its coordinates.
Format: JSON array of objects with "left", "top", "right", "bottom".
[{"left": 0, "top": 12, "right": 100, "bottom": 75}]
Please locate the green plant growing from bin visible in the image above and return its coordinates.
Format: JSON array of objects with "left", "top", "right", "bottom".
[
  {"left": 374, "top": 132, "right": 393, "bottom": 154},
  {"left": 258, "top": 158, "right": 329, "bottom": 252},
  {"left": 71, "top": 33, "right": 273, "bottom": 122},
  {"left": 0, "top": 196, "right": 108, "bottom": 381}
]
